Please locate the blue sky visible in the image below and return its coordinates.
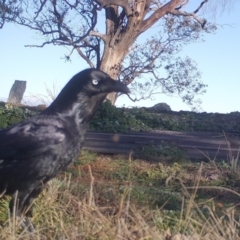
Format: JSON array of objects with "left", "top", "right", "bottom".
[{"left": 0, "top": 2, "right": 240, "bottom": 113}]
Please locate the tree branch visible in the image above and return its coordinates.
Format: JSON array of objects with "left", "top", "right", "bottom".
[
  {"left": 34, "top": 0, "right": 48, "bottom": 20},
  {"left": 169, "top": 9, "right": 207, "bottom": 28},
  {"left": 75, "top": 47, "right": 95, "bottom": 68},
  {"left": 124, "top": 90, "right": 163, "bottom": 102},
  {"left": 139, "top": 0, "right": 184, "bottom": 33},
  {"left": 194, "top": 0, "right": 208, "bottom": 14},
  {"left": 24, "top": 41, "right": 55, "bottom": 48},
  {"left": 89, "top": 30, "right": 108, "bottom": 42}
]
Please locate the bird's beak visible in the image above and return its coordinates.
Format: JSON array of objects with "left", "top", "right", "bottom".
[{"left": 110, "top": 78, "right": 130, "bottom": 94}]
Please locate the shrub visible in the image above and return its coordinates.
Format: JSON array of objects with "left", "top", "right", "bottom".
[
  {"left": 0, "top": 103, "right": 37, "bottom": 128},
  {"left": 89, "top": 101, "right": 151, "bottom": 132}
]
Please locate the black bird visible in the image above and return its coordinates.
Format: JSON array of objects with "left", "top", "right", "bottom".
[{"left": 0, "top": 68, "right": 130, "bottom": 219}]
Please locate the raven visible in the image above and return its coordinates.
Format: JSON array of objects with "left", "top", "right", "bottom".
[{"left": 0, "top": 68, "right": 130, "bottom": 219}]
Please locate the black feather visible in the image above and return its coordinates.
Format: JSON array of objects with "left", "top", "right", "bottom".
[{"left": 0, "top": 68, "right": 130, "bottom": 217}]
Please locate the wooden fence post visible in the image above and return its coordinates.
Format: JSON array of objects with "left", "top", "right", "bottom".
[{"left": 7, "top": 80, "right": 26, "bottom": 104}]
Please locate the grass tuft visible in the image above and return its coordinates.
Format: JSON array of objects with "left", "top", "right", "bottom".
[{"left": 1, "top": 150, "right": 240, "bottom": 239}]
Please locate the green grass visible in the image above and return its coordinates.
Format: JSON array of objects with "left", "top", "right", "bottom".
[{"left": 1, "top": 150, "right": 240, "bottom": 239}]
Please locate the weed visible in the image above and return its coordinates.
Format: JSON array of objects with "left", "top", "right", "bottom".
[
  {"left": 1, "top": 151, "right": 240, "bottom": 239},
  {"left": 23, "top": 81, "right": 59, "bottom": 107},
  {"left": 137, "top": 140, "right": 185, "bottom": 162}
]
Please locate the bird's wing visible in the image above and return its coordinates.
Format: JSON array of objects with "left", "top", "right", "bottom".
[{"left": 0, "top": 117, "right": 67, "bottom": 160}]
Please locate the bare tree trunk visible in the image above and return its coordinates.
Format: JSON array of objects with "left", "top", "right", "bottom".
[
  {"left": 7, "top": 80, "right": 26, "bottom": 104},
  {"left": 100, "top": 44, "right": 128, "bottom": 104},
  {"left": 97, "top": 1, "right": 194, "bottom": 105}
]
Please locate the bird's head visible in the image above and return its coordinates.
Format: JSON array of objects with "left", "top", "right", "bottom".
[
  {"left": 75, "top": 68, "right": 130, "bottom": 96},
  {"left": 57, "top": 68, "right": 130, "bottom": 100},
  {"left": 45, "top": 69, "right": 130, "bottom": 118}
]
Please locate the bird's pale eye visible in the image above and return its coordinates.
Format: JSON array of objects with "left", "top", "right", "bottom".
[{"left": 92, "top": 79, "right": 99, "bottom": 85}]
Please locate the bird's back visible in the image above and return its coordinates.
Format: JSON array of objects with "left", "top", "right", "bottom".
[{"left": 0, "top": 113, "right": 85, "bottom": 195}]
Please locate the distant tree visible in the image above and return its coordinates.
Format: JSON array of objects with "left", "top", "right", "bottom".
[{"left": 0, "top": 0, "right": 217, "bottom": 109}]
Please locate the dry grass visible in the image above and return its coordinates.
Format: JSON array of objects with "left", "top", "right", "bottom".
[
  {"left": 1, "top": 151, "right": 240, "bottom": 239},
  {"left": 23, "top": 81, "right": 59, "bottom": 107}
]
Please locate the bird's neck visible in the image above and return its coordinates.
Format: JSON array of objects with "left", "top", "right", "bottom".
[{"left": 43, "top": 93, "right": 106, "bottom": 128}]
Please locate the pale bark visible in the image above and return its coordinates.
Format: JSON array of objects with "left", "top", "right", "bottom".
[{"left": 97, "top": 0, "right": 189, "bottom": 103}]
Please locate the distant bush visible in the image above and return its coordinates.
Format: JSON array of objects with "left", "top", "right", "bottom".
[
  {"left": 0, "top": 101, "right": 240, "bottom": 133},
  {"left": 0, "top": 102, "right": 37, "bottom": 128},
  {"left": 89, "top": 101, "right": 151, "bottom": 132}
]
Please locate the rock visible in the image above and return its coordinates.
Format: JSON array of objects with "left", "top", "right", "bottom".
[
  {"left": 148, "top": 102, "right": 171, "bottom": 112},
  {"left": 36, "top": 104, "right": 47, "bottom": 110},
  {"left": 7, "top": 80, "right": 27, "bottom": 104}
]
